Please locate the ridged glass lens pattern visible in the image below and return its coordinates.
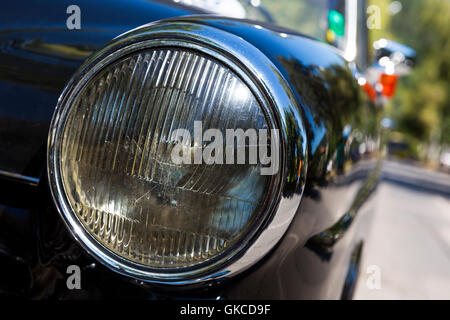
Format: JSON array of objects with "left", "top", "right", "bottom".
[{"left": 60, "top": 48, "right": 271, "bottom": 269}]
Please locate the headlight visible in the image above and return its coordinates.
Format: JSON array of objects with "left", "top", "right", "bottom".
[
  {"left": 48, "top": 21, "right": 307, "bottom": 284},
  {"left": 60, "top": 48, "right": 272, "bottom": 269}
]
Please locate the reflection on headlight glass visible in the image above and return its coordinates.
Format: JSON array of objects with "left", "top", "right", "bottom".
[{"left": 60, "top": 48, "right": 272, "bottom": 269}]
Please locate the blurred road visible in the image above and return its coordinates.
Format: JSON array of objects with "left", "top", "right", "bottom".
[{"left": 354, "top": 160, "right": 450, "bottom": 299}]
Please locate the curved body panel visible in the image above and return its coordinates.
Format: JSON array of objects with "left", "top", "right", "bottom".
[{"left": 0, "top": 0, "right": 380, "bottom": 299}]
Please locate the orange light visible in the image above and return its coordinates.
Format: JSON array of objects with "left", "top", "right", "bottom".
[
  {"left": 360, "top": 81, "right": 376, "bottom": 101},
  {"left": 379, "top": 73, "right": 398, "bottom": 98}
]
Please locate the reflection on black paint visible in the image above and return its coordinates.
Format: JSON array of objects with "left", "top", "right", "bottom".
[{"left": 305, "top": 162, "right": 381, "bottom": 260}]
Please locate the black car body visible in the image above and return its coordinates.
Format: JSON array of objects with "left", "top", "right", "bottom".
[{"left": 0, "top": 0, "right": 381, "bottom": 299}]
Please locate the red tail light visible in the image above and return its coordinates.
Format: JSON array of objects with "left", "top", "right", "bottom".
[{"left": 379, "top": 73, "right": 398, "bottom": 98}]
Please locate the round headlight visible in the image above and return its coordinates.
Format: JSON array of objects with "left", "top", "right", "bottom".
[
  {"left": 48, "top": 22, "right": 307, "bottom": 284},
  {"left": 60, "top": 47, "right": 273, "bottom": 267}
]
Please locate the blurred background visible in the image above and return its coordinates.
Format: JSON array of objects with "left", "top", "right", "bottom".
[
  {"left": 262, "top": 0, "right": 450, "bottom": 170},
  {"left": 177, "top": 0, "right": 450, "bottom": 169},
  {"left": 261, "top": 0, "right": 450, "bottom": 299},
  {"left": 369, "top": 0, "right": 449, "bottom": 169}
]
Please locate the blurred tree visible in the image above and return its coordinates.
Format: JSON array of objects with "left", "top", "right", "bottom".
[{"left": 382, "top": 0, "right": 450, "bottom": 149}]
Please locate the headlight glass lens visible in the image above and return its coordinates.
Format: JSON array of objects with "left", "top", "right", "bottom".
[{"left": 59, "top": 48, "right": 275, "bottom": 269}]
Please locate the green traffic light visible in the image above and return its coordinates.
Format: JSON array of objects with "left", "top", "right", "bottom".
[{"left": 328, "top": 10, "right": 345, "bottom": 37}]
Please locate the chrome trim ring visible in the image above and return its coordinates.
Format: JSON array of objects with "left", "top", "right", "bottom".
[{"left": 47, "top": 21, "right": 307, "bottom": 285}]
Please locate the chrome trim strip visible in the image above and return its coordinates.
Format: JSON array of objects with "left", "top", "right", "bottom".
[
  {"left": 47, "top": 21, "right": 308, "bottom": 285},
  {"left": 0, "top": 169, "right": 39, "bottom": 186}
]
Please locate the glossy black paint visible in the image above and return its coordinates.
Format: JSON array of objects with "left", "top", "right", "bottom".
[
  {"left": 0, "top": 0, "right": 380, "bottom": 299},
  {"left": 0, "top": 0, "right": 205, "bottom": 177}
]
